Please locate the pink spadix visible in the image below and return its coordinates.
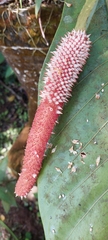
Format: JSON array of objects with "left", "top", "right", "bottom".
[{"left": 15, "top": 29, "right": 91, "bottom": 197}]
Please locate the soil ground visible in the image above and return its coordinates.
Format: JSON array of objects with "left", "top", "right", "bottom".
[{"left": 0, "top": 199, "right": 45, "bottom": 240}]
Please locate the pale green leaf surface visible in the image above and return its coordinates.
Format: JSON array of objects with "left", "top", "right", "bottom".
[
  {"left": 38, "top": 0, "right": 108, "bottom": 239},
  {"left": 0, "top": 157, "right": 8, "bottom": 182},
  {"left": 0, "top": 156, "right": 8, "bottom": 172},
  {"left": 5, "top": 66, "right": 14, "bottom": 78},
  {"left": 35, "top": 0, "right": 43, "bottom": 18},
  {"left": 0, "top": 183, "right": 17, "bottom": 209},
  {"left": 0, "top": 158, "right": 17, "bottom": 212},
  {"left": 75, "top": 0, "right": 99, "bottom": 31},
  {"left": 2, "top": 200, "right": 11, "bottom": 213}
]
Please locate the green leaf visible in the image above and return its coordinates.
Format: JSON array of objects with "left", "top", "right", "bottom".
[
  {"left": 75, "top": 0, "right": 99, "bottom": 31},
  {"left": 0, "top": 157, "right": 8, "bottom": 182},
  {"left": 5, "top": 66, "right": 14, "bottom": 79},
  {"left": 0, "top": 156, "right": 8, "bottom": 172},
  {"left": 0, "top": 52, "right": 5, "bottom": 64},
  {"left": 0, "top": 157, "right": 17, "bottom": 212},
  {"left": 38, "top": 0, "right": 108, "bottom": 239},
  {"left": 35, "top": 0, "right": 43, "bottom": 18},
  {"left": 0, "top": 182, "right": 17, "bottom": 213},
  {"left": 0, "top": 170, "right": 7, "bottom": 182},
  {"left": 1, "top": 200, "right": 11, "bottom": 213}
]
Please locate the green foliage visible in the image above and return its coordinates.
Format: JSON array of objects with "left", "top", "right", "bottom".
[
  {"left": 35, "top": 0, "right": 43, "bottom": 18},
  {"left": 75, "top": 0, "right": 99, "bottom": 31},
  {"left": 25, "top": 231, "right": 32, "bottom": 240},
  {"left": 0, "top": 156, "right": 18, "bottom": 238},
  {"left": 0, "top": 219, "right": 18, "bottom": 240},
  {"left": 0, "top": 157, "right": 17, "bottom": 213},
  {"left": 0, "top": 52, "right": 15, "bottom": 80},
  {"left": 4, "top": 66, "right": 14, "bottom": 79},
  {"left": 38, "top": 0, "right": 108, "bottom": 239},
  {"left": 0, "top": 52, "right": 5, "bottom": 64}
]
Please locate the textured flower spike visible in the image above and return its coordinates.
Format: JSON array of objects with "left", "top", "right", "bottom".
[{"left": 15, "top": 29, "right": 91, "bottom": 197}]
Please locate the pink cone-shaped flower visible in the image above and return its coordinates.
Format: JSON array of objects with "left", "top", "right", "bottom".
[{"left": 15, "top": 30, "right": 91, "bottom": 197}]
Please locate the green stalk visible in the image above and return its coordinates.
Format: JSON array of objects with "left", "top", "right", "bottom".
[
  {"left": 19, "top": 0, "right": 22, "bottom": 8},
  {"left": 0, "top": 220, "right": 18, "bottom": 240}
]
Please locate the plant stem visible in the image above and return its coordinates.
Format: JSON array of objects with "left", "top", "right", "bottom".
[{"left": 0, "top": 220, "right": 18, "bottom": 240}]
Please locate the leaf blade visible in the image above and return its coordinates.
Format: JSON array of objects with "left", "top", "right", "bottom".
[{"left": 38, "top": 0, "right": 108, "bottom": 239}]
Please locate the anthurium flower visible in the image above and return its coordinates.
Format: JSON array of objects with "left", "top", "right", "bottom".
[{"left": 15, "top": 29, "right": 91, "bottom": 198}]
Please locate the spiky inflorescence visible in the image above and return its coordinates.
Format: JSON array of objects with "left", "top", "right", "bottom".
[{"left": 15, "top": 30, "right": 91, "bottom": 197}]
